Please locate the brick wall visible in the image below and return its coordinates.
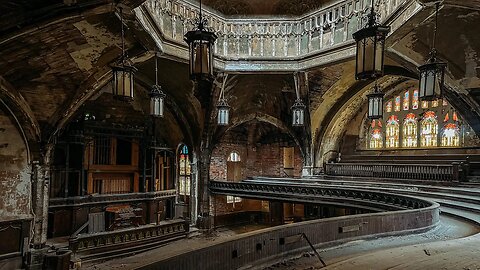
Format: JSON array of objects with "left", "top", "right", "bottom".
[{"left": 209, "top": 142, "right": 303, "bottom": 181}]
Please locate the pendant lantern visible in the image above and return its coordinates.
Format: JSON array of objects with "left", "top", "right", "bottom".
[
  {"left": 150, "top": 53, "right": 166, "bottom": 117},
  {"left": 367, "top": 80, "right": 384, "bottom": 120},
  {"left": 353, "top": 0, "right": 390, "bottom": 80},
  {"left": 112, "top": 6, "right": 137, "bottom": 100},
  {"left": 419, "top": 3, "right": 446, "bottom": 101},
  {"left": 184, "top": 0, "right": 217, "bottom": 82},
  {"left": 217, "top": 74, "right": 230, "bottom": 126}
]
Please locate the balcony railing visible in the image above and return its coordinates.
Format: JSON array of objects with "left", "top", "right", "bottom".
[
  {"left": 49, "top": 190, "right": 177, "bottom": 208},
  {"left": 209, "top": 180, "right": 433, "bottom": 211},
  {"left": 136, "top": 0, "right": 421, "bottom": 70},
  {"left": 325, "top": 162, "right": 462, "bottom": 181},
  {"left": 69, "top": 219, "right": 189, "bottom": 258}
]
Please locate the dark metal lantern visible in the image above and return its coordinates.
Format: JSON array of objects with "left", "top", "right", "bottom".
[
  {"left": 291, "top": 99, "right": 306, "bottom": 126},
  {"left": 353, "top": 5, "right": 390, "bottom": 80},
  {"left": 150, "top": 85, "right": 166, "bottom": 117},
  {"left": 367, "top": 91, "right": 384, "bottom": 120}
]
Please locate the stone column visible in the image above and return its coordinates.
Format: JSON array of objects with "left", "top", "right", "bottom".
[{"left": 27, "top": 145, "right": 53, "bottom": 270}]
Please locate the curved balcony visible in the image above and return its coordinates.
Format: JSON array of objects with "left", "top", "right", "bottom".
[
  {"left": 135, "top": 0, "right": 422, "bottom": 71},
  {"left": 209, "top": 180, "right": 435, "bottom": 211}
]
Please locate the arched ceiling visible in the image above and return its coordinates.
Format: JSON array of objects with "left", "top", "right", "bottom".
[{"left": 1, "top": 0, "right": 480, "bottom": 163}]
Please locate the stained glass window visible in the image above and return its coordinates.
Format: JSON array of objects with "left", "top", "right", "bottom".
[
  {"left": 394, "top": 96, "right": 401, "bottom": 112},
  {"left": 403, "top": 91, "right": 409, "bottom": 111},
  {"left": 403, "top": 113, "right": 417, "bottom": 147},
  {"left": 386, "top": 115, "right": 399, "bottom": 148},
  {"left": 422, "top": 101, "right": 429, "bottom": 109},
  {"left": 442, "top": 123, "right": 460, "bottom": 147},
  {"left": 366, "top": 89, "right": 467, "bottom": 149},
  {"left": 386, "top": 101, "right": 393, "bottom": 113},
  {"left": 421, "top": 111, "right": 438, "bottom": 147},
  {"left": 369, "top": 128, "right": 383, "bottom": 149},
  {"left": 178, "top": 145, "right": 191, "bottom": 199},
  {"left": 412, "top": 90, "right": 419, "bottom": 110}
]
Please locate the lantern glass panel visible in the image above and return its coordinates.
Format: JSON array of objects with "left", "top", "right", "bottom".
[
  {"left": 356, "top": 40, "right": 364, "bottom": 75},
  {"left": 364, "top": 37, "right": 374, "bottom": 73},
  {"left": 193, "top": 41, "right": 210, "bottom": 75},
  {"left": 375, "top": 38, "right": 384, "bottom": 71}
]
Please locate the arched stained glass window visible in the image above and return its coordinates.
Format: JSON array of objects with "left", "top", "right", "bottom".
[
  {"left": 422, "top": 101, "right": 429, "bottom": 109},
  {"left": 442, "top": 123, "right": 460, "bottom": 147},
  {"left": 369, "top": 128, "right": 383, "bottom": 149},
  {"left": 178, "top": 145, "right": 191, "bottom": 201},
  {"left": 421, "top": 111, "right": 438, "bottom": 147},
  {"left": 386, "top": 115, "right": 399, "bottom": 148},
  {"left": 403, "top": 91, "right": 409, "bottom": 111},
  {"left": 386, "top": 101, "right": 392, "bottom": 113},
  {"left": 403, "top": 113, "right": 417, "bottom": 147},
  {"left": 412, "top": 90, "right": 419, "bottom": 110},
  {"left": 394, "top": 96, "right": 401, "bottom": 112}
]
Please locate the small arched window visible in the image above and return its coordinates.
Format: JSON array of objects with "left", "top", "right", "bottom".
[
  {"left": 228, "top": 152, "right": 241, "bottom": 162},
  {"left": 178, "top": 145, "right": 191, "bottom": 200}
]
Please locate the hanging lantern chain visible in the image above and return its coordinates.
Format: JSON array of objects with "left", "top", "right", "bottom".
[
  {"left": 219, "top": 73, "right": 228, "bottom": 102},
  {"left": 430, "top": 2, "right": 440, "bottom": 60},
  {"left": 155, "top": 52, "right": 158, "bottom": 85},
  {"left": 120, "top": 6, "right": 126, "bottom": 65}
]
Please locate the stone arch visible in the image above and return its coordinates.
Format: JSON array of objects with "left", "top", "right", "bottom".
[
  {"left": 216, "top": 112, "right": 305, "bottom": 159},
  {"left": 0, "top": 76, "right": 41, "bottom": 162}
]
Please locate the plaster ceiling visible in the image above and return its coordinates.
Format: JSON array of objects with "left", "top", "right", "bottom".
[{"left": 199, "top": 0, "right": 334, "bottom": 16}]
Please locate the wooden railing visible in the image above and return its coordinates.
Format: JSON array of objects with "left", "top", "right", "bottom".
[
  {"left": 69, "top": 219, "right": 189, "bottom": 257},
  {"left": 325, "top": 162, "right": 462, "bottom": 181},
  {"left": 49, "top": 190, "right": 177, "bottom": 208},
  {"left": 210, "top": 181, "right": 433, "bottom": 211}
]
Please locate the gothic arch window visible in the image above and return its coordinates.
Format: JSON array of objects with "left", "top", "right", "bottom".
[
  {"left": 226, "top": 151, "right": 242, "bottom": 204},
  {"left": 403, "top": 91, "right": 409, "bottom": 111},
  {"left": 386, "top": 115, "right": 399, "bottom": 148},
  {"left": 369, "top": 120, "right": 383, "bottom": 149},
  {"left": 421, "top": 111, "right": 438, "bottom": 147},
  {"left": 178, "top": 145, "right": 191, "bottom": 203},
  {"left": 412, "top": 90, "right": 419, "bottom": 110},
  {"left": 442, "top": 123, "right": 460, "bottom": 147},
  {"left": 228, "top": 151, "right": 241, "bottom": 162},
  {"left": 403, "top": 113, "right": 417, "bottom": 148}
]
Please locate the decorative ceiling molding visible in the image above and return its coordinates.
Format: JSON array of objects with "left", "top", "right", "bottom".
[{"left": 135, "top": 0, "right": 422, "bottom": 71}]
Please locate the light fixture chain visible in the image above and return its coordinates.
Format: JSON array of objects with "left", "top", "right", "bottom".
[
  {"left": 155, "top": 52, "right": 158, "bottom": 85},
  {"left": 120, "top": 6, "right": 125, "bottom": 63},
  {"left": 432, "top": 2, "right": 439, "bottom": 52},
  {"left": 294, "top": 72, "right": 300, "bottom": 100}
]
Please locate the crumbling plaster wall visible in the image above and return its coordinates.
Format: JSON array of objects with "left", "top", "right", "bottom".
[{"left": 0, "top": 107, "right": 31, "bottom": 221}]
